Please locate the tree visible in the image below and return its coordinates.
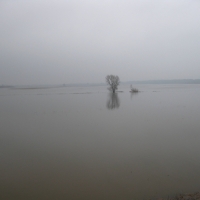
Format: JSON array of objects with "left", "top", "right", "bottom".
[{"left": 106, "top": 75, "right": 120, "bottom": 93}]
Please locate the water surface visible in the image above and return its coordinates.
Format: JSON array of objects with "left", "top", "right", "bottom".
[{"left": 1, "top": 84, "right": 200, "bottom": 200}]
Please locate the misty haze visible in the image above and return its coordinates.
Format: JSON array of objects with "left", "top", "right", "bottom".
[{"left": 1, "top": 0, "right": 200, "bottom": 200}]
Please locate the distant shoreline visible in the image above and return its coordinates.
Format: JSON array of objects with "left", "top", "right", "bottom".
[
  {"left": 1, "top": 79, "right": 200, "bottom": 89},
  {"left": 125, "top": 79, "right": 200, "bottom": 84}
]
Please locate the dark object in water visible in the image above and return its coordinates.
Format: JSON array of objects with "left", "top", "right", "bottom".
[{"left": 130, "top": 85, "right": 139, "bottom": 93}]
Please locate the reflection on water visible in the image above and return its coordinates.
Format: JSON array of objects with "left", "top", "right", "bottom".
[
  {"left": 106, "top": 93, "right": 120, "bottom": 110},
  {"left": 130, "top": 91, "right": 139, "bottom": 99}
]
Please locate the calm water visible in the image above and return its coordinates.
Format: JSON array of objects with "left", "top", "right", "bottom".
[{"left": 1, "top": 84, "right": 200, "bottom": 200}]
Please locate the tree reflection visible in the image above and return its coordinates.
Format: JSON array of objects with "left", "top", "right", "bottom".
[
  {"left": 130, "top": 92, "right": 138, "bottom": 99},
  {"left": 107, "top": 93, "right": 120, "bottom": 110}
]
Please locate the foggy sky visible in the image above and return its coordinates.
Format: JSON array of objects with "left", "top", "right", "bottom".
[{"left": 0, "top": 0, "right": 200, "bottom": 85}]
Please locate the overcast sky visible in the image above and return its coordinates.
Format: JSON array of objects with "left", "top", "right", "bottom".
[{"left": 0, "top": 0, "right": 200, "bottom": 85}]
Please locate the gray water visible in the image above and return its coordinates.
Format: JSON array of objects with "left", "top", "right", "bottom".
[{"left": 1, "top": 84, "right": 200, "bottom": 200}]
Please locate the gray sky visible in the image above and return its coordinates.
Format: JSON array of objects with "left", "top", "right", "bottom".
[{"left": 0, "top": 0, "right": 200, "bottom": 85}]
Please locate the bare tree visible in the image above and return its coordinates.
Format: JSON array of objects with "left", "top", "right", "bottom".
[{"left": 106, "top": 75, "right": 120, "bottom": 93}]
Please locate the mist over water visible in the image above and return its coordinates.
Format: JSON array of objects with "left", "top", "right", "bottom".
[{"left": 1, "top": 84, "right": 200, "bottom": 200}]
